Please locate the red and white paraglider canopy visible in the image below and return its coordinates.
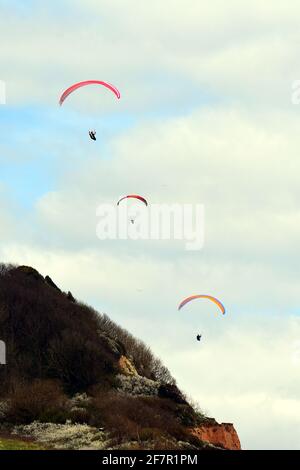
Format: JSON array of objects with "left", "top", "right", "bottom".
[{"left": 59, "top": 80, "right": 120, "bottom": 106}]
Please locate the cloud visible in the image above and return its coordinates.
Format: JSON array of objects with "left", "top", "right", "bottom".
[
  {"left": 1, "top": 1, "right": 300, "bottom": 110},
  {"left": 162, "top": 314, "right": 300, "bottom": 450}
]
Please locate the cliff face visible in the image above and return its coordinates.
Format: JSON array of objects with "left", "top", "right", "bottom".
[
  {"left": 190, "top": 419, "right": 241, "bottom": 450},
  {"left": 118, "top": 355, "right": 138, "bottom": 376}
]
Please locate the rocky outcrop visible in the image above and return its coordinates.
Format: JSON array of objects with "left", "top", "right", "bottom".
[
  {"left": 44, "top": 275, "right": 61, "bottom": 292},
  {"left": 190, "top": 419, "right": 241, "bottom": 450},
  {"left": 118, "top": 355, "right": 138, "bottom": 376}
]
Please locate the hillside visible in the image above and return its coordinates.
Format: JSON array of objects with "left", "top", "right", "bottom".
[{"left": 0, "top": 264, "right": 240, "bottom": 450}]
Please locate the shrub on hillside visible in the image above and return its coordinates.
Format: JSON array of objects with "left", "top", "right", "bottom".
[
  {"left": 13, "top": 421, "right": 108, "bottom": 450},
  {"left": 89, "top": 391, "right": 201, "bottom": 447},
  {"left": 0, "top": 400, "right": 9, "bottom": 420},
  {"left": 0, "top": 263, "right": 16, "bottom": 276},
  {"left": 66, "top": 392, "right": 92, "bottom": 424},
  {"left": 47, "top": 329, "right": 117, "bottom": 393},
  {"left": 158, "top": 383, "right": 188, "bottom": 404},
  {"left": 68, "top": 392, "right": 92, "bottom": 409},
  {"left": 6, "top": 379, "right": 68, "bottom": 424},
  {"left": 116, "top": 374, "right": 159, "bottom": 396}
]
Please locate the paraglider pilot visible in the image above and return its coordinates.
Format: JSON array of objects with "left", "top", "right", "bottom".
[{"left": 89, "top": 130, "right": 96, "bottom": 141}]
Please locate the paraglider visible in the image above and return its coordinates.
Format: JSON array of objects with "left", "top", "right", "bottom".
[
  {"left": 179, "top": 295, "right": 225, "bottom": 345},
  {"left": 117, "top": 195, "right": 148, "bottom": 225},
  {"left": 117, "top": 195, "right": 148, "bottom": 207},
  {"left": 178, "top": 295, "right": 225, "bottom": 315},
  {"left": 59, "top": 80, "right": 120, "bottom": 140}
]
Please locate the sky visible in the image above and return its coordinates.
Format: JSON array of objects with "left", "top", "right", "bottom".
[{"left": 1, "top": 0, "right": 300, "bottom": 449}]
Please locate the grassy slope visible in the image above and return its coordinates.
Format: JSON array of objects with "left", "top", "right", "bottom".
[{"left": 0, "top": 437, "right": 45, "bottom": 450}]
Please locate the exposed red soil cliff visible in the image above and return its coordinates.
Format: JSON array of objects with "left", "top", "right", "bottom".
[{"left": 190, "top": 419, "right": 241, "bottom": 450}]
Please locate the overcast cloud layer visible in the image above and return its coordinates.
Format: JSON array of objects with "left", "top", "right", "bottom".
[{"left": 1, "top": 0, "right": 300, "bottom": 449}]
